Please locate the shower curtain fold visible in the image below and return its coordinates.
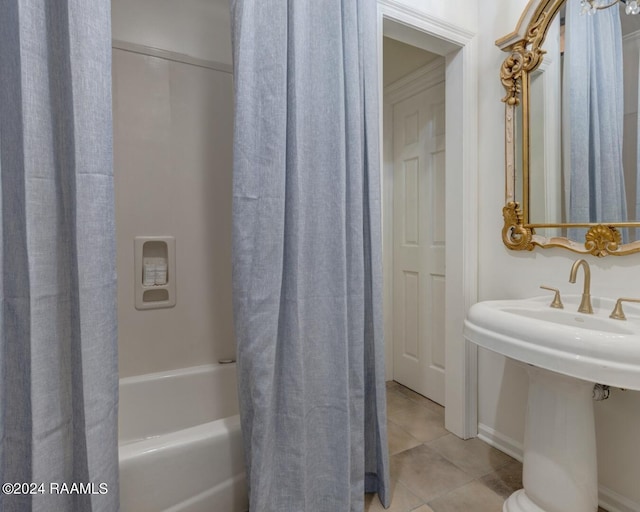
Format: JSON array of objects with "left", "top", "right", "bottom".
[
  {"left": 0, "top": 2, "right": 119, "bottom": 511},
  {"left": 229, "top": 0, "right": 390, "bottom": 510},
  {"left": 563, "top": 0, "right": 627, "bottom": 241}
]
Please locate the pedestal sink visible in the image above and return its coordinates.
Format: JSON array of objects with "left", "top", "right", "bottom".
[{"left": 464, "top": 295, "right": 640, "bottom": 512}]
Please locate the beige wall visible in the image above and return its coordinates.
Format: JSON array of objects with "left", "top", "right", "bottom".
[
  {"left": 112, "top": 48, "right": 235, "bottom": 378},
  {"left": 109, "top": 0, "right": 467, "bottom": 379},
  {"left": 112, "top": 0, "right": 235, "bottom": 378},
  {"left": 383, "top": 37, "right": 439, "bottom": 87},
  {"left": 478, "top": 1, "right": 640, "bottom": 507},
  {"left": 111, "top": 0, "right": 232, "bottom": 66}
]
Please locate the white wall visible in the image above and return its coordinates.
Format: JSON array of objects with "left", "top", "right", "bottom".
[
  {"left": 112, "top": 1, "right": 235, "bottom": 377},
  {"left": 478, "top": 1, "right": 640, "bottom": 507},
  {"left": 390, "top": 0, "right": 476, "bottom": 33}
]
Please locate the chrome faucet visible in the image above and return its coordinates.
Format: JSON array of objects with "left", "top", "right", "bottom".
[{"left": 569, "top": 259, "right": 593, "bottom": 314}]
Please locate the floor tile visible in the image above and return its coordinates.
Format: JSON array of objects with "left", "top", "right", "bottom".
[
  {"left": 387, "top": 401, "right": 449, "bottom": 443},
  {"left": 378, "top": 383, "right": 606, "bottom": 512},
  {"left": 427, "top": 434, "right": 514, "bottom": 478},
  {"left": 365, "top": 481, "right": 423, "bottom": 512},
  {"left": 388, "top": 421, "right": 422, "bottom": 455},
  {"left": 394, "top": 384, "right": 445, "bottom": 416},
  {"left": 480, "top": 461, "right": 609, "bottom": 512},
  {"left": 391, "top": 444, "right": 474, "bottom": 503},
  {"left": 427, "top": 480, "right": 505, "bottom": 512},
  {"left": 386, "top": 380, "right": 402, "bottom": 391},
  {"left": 386, "top": 389, "right": 419, "bottom": 416},
  {"left": 479, "top": 459, "right": 523, "bottom": 500}
]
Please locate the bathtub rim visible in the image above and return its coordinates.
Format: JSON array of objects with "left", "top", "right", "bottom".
[{"left": 119, "top": 361, "right": 237, "bottom": 387}]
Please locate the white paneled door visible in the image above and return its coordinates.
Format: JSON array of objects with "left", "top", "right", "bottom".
[{"left": 392, "top": 81, "right": 446, "bottom": 405}]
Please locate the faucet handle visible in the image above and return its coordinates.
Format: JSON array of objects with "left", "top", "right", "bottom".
[
  {"left": 609, "top": 298, "right": 640, "bottom": 320},
  {"left": 540, "top": 286, "right": 564, "bottom": 309}
]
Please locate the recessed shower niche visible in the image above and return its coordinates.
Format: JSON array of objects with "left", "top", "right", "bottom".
[{"left": 134, "top": 236, "right": 176, "bottom": 310}]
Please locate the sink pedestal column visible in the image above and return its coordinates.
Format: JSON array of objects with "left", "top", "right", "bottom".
[{"left": 504, "top": 366, "right": 598, "bottom": 512}]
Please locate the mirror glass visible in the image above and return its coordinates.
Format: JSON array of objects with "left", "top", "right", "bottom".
[
  {"left": 514, "top": 104, "right": 523, "bottom": 208},
  {"left": 528, "top": 1, "right": 640, "bottom": 242}
]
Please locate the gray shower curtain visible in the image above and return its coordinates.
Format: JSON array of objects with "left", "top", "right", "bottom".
[
  {"left": 0, "top": 2, "right": 119, "bottom": 511},
  {"left": 230, "top": 1, "right": 390, "bottom": 510},
  {"left": 563, "top": 0, "right": 627, "bottom": 240}
]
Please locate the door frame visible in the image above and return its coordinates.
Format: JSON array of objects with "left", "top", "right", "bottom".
[{"left": 377, "top": 1, "right": 479, "bottom": 439}]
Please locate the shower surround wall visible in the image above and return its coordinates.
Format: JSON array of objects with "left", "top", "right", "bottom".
[
  {"left": 111, "top": 1, "right": 234, "bottom": 377},
  {"left": 111, "top": 0, "right": 474, "bottom": 382}
]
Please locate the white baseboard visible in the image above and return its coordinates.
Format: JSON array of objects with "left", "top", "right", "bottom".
[
  {"left": 477, "top": 423, "right": 523, "bottom": 463},
  {"left": 599, "top": 486, "right": 640, "bottom": 512},
  {"left": 477, "top": 423, "right": 640, "bottom": 512}
]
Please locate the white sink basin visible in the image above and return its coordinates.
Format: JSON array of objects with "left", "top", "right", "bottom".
[
  {"left": 466, "top": 295, "right": 640, "bottom": 511},
  {"left": 464, "top": 295, "right": 640, "bottom": 391}
]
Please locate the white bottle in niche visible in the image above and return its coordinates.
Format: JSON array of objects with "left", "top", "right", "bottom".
[
  {"left": 155, "top": 261, "right": 168, "bottom": 286},
  {"left": 143, "top": 262, "right": 156, "bottom": 286},
  {"left": 134, "top": 236, "right": 176, "bottom": 310}
]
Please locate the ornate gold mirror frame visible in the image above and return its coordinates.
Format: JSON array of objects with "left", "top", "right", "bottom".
[{"left": 498, "top": 0, "right": 640, "bottom": 257}]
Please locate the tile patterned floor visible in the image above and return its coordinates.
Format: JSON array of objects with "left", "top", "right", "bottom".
[{"left": 366, "top": 381, "right": 608, "bottom": 512}]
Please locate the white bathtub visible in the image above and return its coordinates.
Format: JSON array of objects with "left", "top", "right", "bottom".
[{"left": 118, "top": 363, "right": 248, "bottom": 512}]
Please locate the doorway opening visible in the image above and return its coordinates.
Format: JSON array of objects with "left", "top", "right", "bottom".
[
  {"left": 382, "top": 38, "right": 446, "bottom": 406},
  {"left": 379, "top": 6, "right": 478, "bottom": 439}
]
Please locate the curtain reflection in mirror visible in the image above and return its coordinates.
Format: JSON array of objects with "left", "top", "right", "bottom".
[
  {"left": 563, "top": 0, "right": 628, "bottom": 241},
  {"left": 637, "top": 101, "right": 640, "bottom": 234}
]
